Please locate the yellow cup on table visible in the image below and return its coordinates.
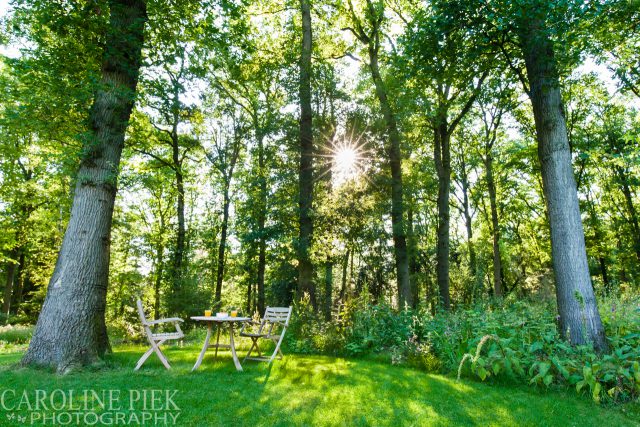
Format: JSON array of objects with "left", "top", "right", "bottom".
[
  {"left": 204, "top": 309, "right": 212, "bottom": 317},
  {"left": 231, "top": 310, "right": 238, "bottom": 317}
]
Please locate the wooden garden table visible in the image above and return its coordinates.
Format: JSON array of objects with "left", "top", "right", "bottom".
[{"left": 191, "top": 316, "right": 252, "bottom": 372}]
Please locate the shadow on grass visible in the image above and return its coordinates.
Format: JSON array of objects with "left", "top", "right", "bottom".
[{"left": 0, "top": 346, "right": 637, "bottom": 427}]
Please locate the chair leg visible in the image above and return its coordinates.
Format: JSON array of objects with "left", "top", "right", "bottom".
[
  {"left": 271, "top": 338, "right": 284, "bottom": 360},
  {"left": 255, "top": 338, "right": 262, "bottom": 357},
  {"left": 135, "top": 346, "right": 155, "bottom": 371},
  {"left": 151, "top": 339, "right": 171, "bottom": 369},
  {"left": 243, "top": 337, "right": 258, "bottom": 362},
  {"left": 269, "top": 334, "right": 286, "bottom": 364},
  {"left": 136, "top": 339, "right": 168, "bottom": 370}
]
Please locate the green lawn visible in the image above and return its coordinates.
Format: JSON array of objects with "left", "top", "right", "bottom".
[{"left": 0, "top": 345, "right": 638, "bottom": 426}]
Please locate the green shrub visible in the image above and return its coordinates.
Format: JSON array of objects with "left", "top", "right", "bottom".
[
  {"left": 455, "top": 296, "right": 640, "bottom": 404},
  {"left": 287, "top": 293, "right": 640, "bottom": 404}
]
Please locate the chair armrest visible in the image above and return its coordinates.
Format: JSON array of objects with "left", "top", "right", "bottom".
[
  {"left": 146, "top": 317, "right": 184, "bottom": 325},
  {"left": 239, "top": 320, "right": 260, "bottom": 333}
]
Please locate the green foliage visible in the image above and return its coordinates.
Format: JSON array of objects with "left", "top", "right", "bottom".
[
  {"left": 286, "top": 295, "right": 640, "bottom": 404},
  {"left": 455, "top": 296, "right": 640, "bottom": 404}
]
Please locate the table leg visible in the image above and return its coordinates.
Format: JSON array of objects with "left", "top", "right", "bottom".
[
  {"left": 214, "top": 324, "right": 221, "bottom": 360},
  {"left": 192, "top": 322, "right": 212, "bottom": 371},
  {"left": 229, "top": 322, "right": 243, "bottom": 372}
]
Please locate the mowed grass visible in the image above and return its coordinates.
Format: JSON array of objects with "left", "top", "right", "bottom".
[{"left": 0, "top": 345, "right": 638, "bottom": 427}]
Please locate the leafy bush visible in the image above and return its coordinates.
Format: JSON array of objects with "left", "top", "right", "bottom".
[
  {"left": 287, "top": 293, "right": 640, "bottom": 404},
  {"left": 456, "top": 296, "right": 640, "bottom": 404}
]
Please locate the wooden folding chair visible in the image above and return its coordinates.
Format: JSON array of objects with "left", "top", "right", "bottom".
[
  {"left": 134, "top": 299, "right": 184, "bottom": 371},
  {"left": 240, "top": 306, "right": 292, "bottom": 364}
]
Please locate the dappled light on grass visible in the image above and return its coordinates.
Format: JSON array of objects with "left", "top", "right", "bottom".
[{"left": 0, "top": 347, "right": 638, "bottom": 426}]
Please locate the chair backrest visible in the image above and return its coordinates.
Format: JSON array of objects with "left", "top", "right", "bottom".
[
  {"left": 136, "top": 299, "right": 148, "bottom": 325},
  {"left": 263, "top": 306, "right": 292, "bottom": 328}
]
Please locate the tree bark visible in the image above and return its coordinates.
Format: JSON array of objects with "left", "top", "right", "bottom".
[
  {"left": 519, "top": 16, "right": 607, "bottom": 351},
  {"left": 22, "top": 0, "right": 147, "bottom": 371},
  {"left": 484, "top": 154, "right": 503, "bottom": 297},
  {"left": 616, "top": 167, "right": 640, "bottom": 262},
  {"left": 2, "top": 253, "right": 17, "bottom": 321},
  {"left": 458, "top": 152, "right": 478, "bottom": 303},
  {"left": 154, "top": 243, "right": 164, "bottom": 320},
  {"left": 256, "top": 132, "right": 267, "bottom": 316},
  {"left": 10, "top": 251, "right": 26, "bottom": 315},
  {"left": 169, "top": 126, "right": 186, "bottom": 311},
  {"left": 340, "top": 249, "right": 350, "bottom": 302},
  {"left": 323, "top": 256, "right": 333, "bottom": 320},
  {"left": 367, "top": 42, "right": 412, "bottom": 309},
  {"left": 215, "top": 188, "right": 231, "bottom": 308},
  {"left": 297, "top": 0, "right": 316, "bottom": 308},
  {"left": 434, "top": 121, "right": 451, "bottom": 309},
  {"left": 407, "top": 207, "right": 419, "bottom": 307}
]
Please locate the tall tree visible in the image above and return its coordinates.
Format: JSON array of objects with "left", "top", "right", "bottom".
[
  {"left": 343, "top": 0, "right": 413, "bottom": 308},
  {"left": 204, "top": 108, "right": 243, "bottom": 308},
  {"left": 487, "top": 0, "right": 608, "bottom": 349},
  {"left": 297, "top": 0, "right": 316, "bottom": 307},
  {"left": 473, "top": 79, "right": 515, "bottom": 298},
  {"left": 22, "top": 0, "right": 147, "bottom": 371},
  {"left": 403, "top": 1, "right": 489, "bottom": 308}
]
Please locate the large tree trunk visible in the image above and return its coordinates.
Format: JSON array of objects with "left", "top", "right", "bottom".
[
  {"left": 485, "top": 154, "right": 503, "bottom": 297},
  {"left": 297, "top": 0, "right": 316, "bottom": 308},
  {"left": 519, "top": 16, "right": 607, "bottom": 351},
  {"left": 215, "top": 188, "right": 231, "bottom": 308},
  {"left": 434, "top": 122, "right": 451, "bottom": 309},
  {"left": 22, "top": 0, "right": 146, "bottom": 371},
  {"left": 367, "top": 43, "right": 412, "bottom": 309}
]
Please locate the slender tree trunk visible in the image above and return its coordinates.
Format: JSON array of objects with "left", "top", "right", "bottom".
[
  {"left": 340, "top": 249, "right": 350, "bottom": 302},
  {"left": 367, "top": 43, "right": 412, "bottom": 309},
  {"left": 407, "top": 207, "right": 419, "bottom": 307},
  {"left": 459, "top": 157, "right": 477, "bottom": 303},
  {"left": 297, "top": 0, "right": 316, "bottom": 307},
  {"left": 519, "top": 16, "right": 607, "bottom": 351},
  {"left": 323, "top": 256, "right": 333, "bottom": 320},
  {"left": 256, "top": 132, "right": 267, "bottom": 315},
  {"left": 616, "top": 168, "right": 640, "bottom": 262},
  {"left": 10, "top": 251, "right": 25, "bottom": 315},
  {"left": 22, "top": 0, "right": 147, "bottom": 371},
  {"left": 215, "top": 188, "right": 231, "bottom": 308},
  {"left": 485, "top": 154, "right": 503, "bottom": 297},
  {"left": 434, "top": 122, "right": 451, "bottom": 309},
  {"left": 171, "top": 130, "right": 186, "bottom": 308},
  {"left": 586, "top": 195, "right": 611, "bottom": 294},
  {"left": 246, "top": 278, "right": 252, "bottom": 315},
  {"left": 2, "top": 254, "right": 17, "bottom": 321},
  {"left": 154, "top": 243, "right": 164, "bottom": 320}
]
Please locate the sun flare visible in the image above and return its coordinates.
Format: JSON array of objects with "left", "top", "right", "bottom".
[
  {"left": 329, "top": 139, "right": 367, "bottom": 186},
  {"left": 335, "top": 146, "right": 357, "bottom": 175}
]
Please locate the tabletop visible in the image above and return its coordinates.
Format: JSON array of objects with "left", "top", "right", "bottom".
[{"left": 191, "top": 316, "right": 252, "bottom": 322}]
